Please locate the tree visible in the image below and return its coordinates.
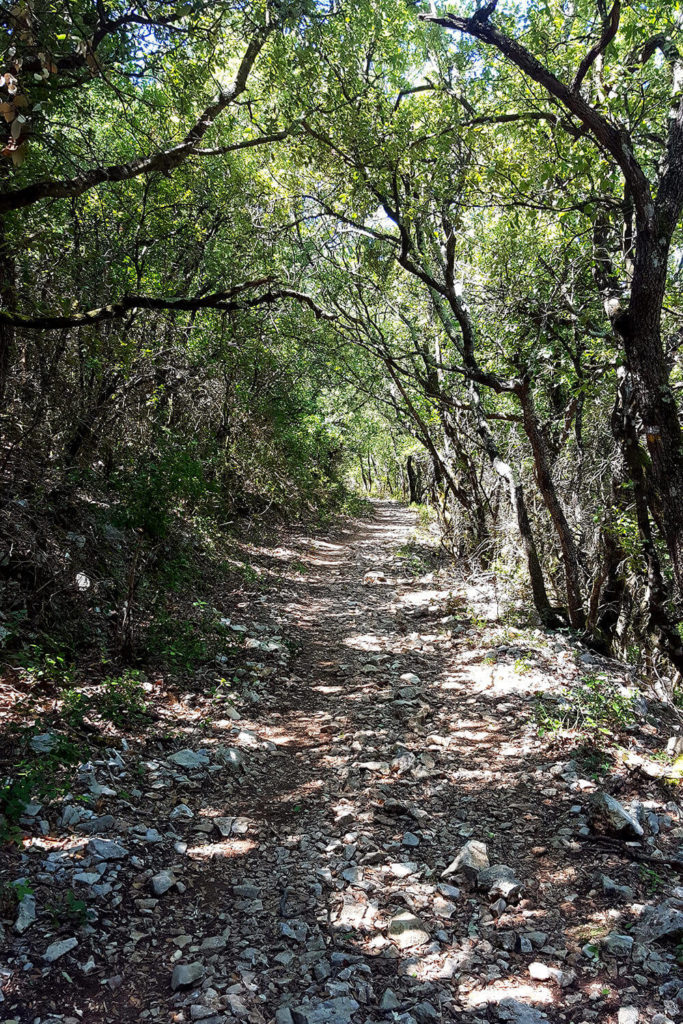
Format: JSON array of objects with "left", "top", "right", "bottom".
[{"left": 421, "top": 0, "right": 683, "bottom": 595}]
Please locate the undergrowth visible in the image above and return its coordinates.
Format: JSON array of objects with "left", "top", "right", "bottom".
[
  {"left": 534, "top": 673, "right": 638, "bottom": 737},
  {"left": 0, "top": 670, "right": 152, "bottom": 842}
]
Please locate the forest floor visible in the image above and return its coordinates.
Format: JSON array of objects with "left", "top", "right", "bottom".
[{"left": 2, "top": 501, "right": 683, "bottom": 1024}]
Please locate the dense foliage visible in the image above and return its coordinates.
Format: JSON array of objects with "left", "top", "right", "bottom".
[{"left": 0, "top": 0, "right": 681, "bottom": 681}]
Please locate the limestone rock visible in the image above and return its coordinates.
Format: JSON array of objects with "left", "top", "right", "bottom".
[
  {"left": 477, "top": 864, "right": 524, "bottom": 901},
  {"left": 151, "top": 870, "right": 176, "bottom": 896},
  {"left": 618, "top": 1009, "right": 639, "bottom": 1024},
  {"left": 602, "top": 932, "right": 634, "bottom": 957},
  {"left": 214, "top": 816, "right": 234, "bottom": 836},
  {"left": 87, "top": 838, "right": 129, "bottom": 861},
  {"left": 171, "top": 962, "right": 205, "bottom": 991},
  {"left": 589, "top": 792, "right": 644, "bottom": 837},
  {"left": 380, "top": 989, "right": 400, "bottom": 1010},
  {"left": 14, "top": 894, "right": 36, "bottom": 934},
  {"left": 291, "top": 996, "right": 360, "bottom": 1024},
  {"left": 527, "top": 962, "right": 574, "bottom": 986},
  {"left": 496, "top": 997, "right": 548, "bottom": 1023},
  {"left": 170, "top": 803, "right": 194, "bottom": 820},
  {"left": 601, "top": 874, "right": 634, "bottom": 902},
  {"left": 633, "top": 902, "right": 683, "bottom": 944},
  {"left": 413, "top": 1002, "right": 439, "bottom": 1022},
  {"left": 388, "top": 909, "right": 430, "bottom": 948},
  {"left": 30, "top": 732, "right": 56, "bottom": 753},
  {"left": 666, "top": 735, "right": 683, "bottom": 757},
  {"left": 44, "top": 937, "right": 78, "bottom": 962},
  {"left": 168, "top": 748, "right": 210, "bottom": 769},
  {"left": 76, "top": 814, "right": 115, "bottom": 834},
  {"left": 213, "top": 745, "right": 244, "bottom": 768},
  {"left": 441, "top": 839, "right": 489, "bottom": 880}
]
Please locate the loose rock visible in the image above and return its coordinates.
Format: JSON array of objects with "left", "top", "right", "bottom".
[
  {"left": 44, "top": 937, "right": 78, "bottom": 962},
  {"left": 169, "top": 748, "right": 210, "bottom": 769},
  {"left": 633, "top": 901, "right": 683, "bottom": 943},
  {"left": 388, "top": 909, "right": 430, "bottom": 948},
  {"left": 441, "top": 839, "right": 489, "bottom": 880},
  {"left": 171, "top": 962, "right": 206, "bottom": 991},
  {"left": 87, "top": 837, "right": 129, "bottom": 861},
  {"left": 14, "top": 893, "right": 36, "bottom": 934},
  {"left": 589, "top": 792, "right": 644, "bottom": 837},
  {"left": 477, "top": 863, "right": 524, "bottom": 901}
]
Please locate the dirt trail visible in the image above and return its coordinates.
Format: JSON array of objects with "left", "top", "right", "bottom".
[{"left": 4, "top": 501, "right": 683, "bottom": 1024}]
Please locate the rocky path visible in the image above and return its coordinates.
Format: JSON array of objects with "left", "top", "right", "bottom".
[{"left": 3, "top": 501, "right": 683, "bottom": 1024}]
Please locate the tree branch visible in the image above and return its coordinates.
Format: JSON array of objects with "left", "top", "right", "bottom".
[
  {"left": 638, "top": 33, "right": 680, "bottom": 67},
  {"left": 190, "top": 129, "right": 289, "bottom": 156},
  {"left": 393, "top": 83, "right": 436, "bottom": 112},
  {"left": 571, "top": 1, "right": 621, "bottom": 94},
  {"left": 0, "top": 27, "right": 271, "bottom": 215},
  {"left": 420, "top": 6, "right": 653, "bottom": 224},
  {"left": 0, "top": 280, "right": 336, "bottom": 330}
]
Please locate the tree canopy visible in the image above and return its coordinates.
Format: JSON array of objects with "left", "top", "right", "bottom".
[{"left": 1, "top": 0, "right": 682, "bottom": 675}]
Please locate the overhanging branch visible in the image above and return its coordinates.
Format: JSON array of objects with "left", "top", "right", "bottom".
[
  {"left": 0, "top": 26, "right": 272, "bottom": 215},
  {"left": 571, "top": 1, "right": 621, "bottom": 94},
  {"left": 0, "top": 280, "right": 336, "bottom": 331},
  {"left": 419, "top": 5, "right": 653, "bottom": 222}
]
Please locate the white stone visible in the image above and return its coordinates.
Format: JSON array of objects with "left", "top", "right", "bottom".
[
  {"left": 168, "top": 748, "right": 209, "bottom": 768},
  {"left": 387, "top": 910, "right": 430, "bottom": 948},
  {"left": 14, "top": 894, "right": 36, "bottom": 934},
  {"left": 44, "top": 937, "right": 78, "bottom": 962}
]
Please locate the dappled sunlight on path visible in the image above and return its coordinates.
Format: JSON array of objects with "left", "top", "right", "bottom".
[{"left": 5, "top": 501, "right": 682, "bottom": 1024}]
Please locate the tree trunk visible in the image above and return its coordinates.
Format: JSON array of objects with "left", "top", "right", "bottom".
[
  {"left": 406, "top": 455, "right": 420, "bottom": 503},
  {"left": 440, "top": 408, "right": 490, "bottom": 549},
  {"left": 468, "top": 381, "right": 561, "bottom": 627},
  {"left": 610, "top": 367, "right": 683, "bottom": 672},
  {"left": 359, "top": 455, "right": 369, "bottom": 490},
  {"left": 0, "top": 218, "right": 16, "bottom": 405},
  {"left": 616, "top": 307, "right": 683, "bottom": 595},
  {"left": 592, "top": 213, "right": 683, "bottom": 601},
  {"left": 517, "top": 382, "right": 586, "bottom": 628}
]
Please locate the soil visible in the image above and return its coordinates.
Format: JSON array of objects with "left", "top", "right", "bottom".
[{"left": 1, "top": 500, "right": 682, "bottom": 1024}]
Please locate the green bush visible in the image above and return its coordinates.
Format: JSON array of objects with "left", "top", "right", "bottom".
[
  {"left": 144, "top": 613, "right": 210, "bottom": 668},
  {"left": 0, "top": 734, "right": 84, "bottom": 843},
  {"left": 112, "top": 442, "right": 210, "bottom": 538},
  {"left": 62, "top": 671, "right": 149, "bottom": 728},
  {"left": 535, "top": 673, "right": 637, "bottom": 736}
]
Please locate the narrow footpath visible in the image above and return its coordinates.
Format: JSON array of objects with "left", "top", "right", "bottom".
[{"left": 4, "top": 502, "right": 683, "bottom": 1024}]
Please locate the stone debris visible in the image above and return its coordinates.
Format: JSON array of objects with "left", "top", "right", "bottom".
[
  {"left": 477, "top": 864, "right": 524, "bottom": 901},
  {"left": 589, "top": 791, "right": 645, "bottom": 837},
  {"left": 171, "top": 962, "right": 206, "bottom": 990},
  {"left": 13, "top": 893, "right": 36, "bottom": 934},
  {"left": 43, "top": 937, "right": 78, "bottom": 962},
  {"left": 170, "top": 802, "right": 194, "bottom": 819},
  {"left": 601, "top": 874, "right": 634, "bottom": 901},
  {"left": 151, "top": 869, "right": 176, "bottom": 895},
  {"left": 3, "top": 501, "right": 681, "bottom": 1024},
  {"left": 618, "top": 1009, "right": 639, "bottom": 1024},
  {"left": 86, "top": 837, "right": 129, "bottom": 861},
  {"left": 290, "top": 996, "right": 359, "bottom": 1024},
  {"left": 528, "top": 962, "right": 575, "bottom": 987},
  {"left": 168, "top": 748, "right": 210, "bottom": 768},
  {"left": 30, "top": 732, "right": 57, "bottom": 753},
  {"left": 602, "top": 931, "right": 634, "bottom": 957},
  {"left": 387, "top": 909, "right": 430, "bottom": 948},
  {"left": 496, "top": 999, "right": 548, "bottom": 1023},
  {"left": 633, "top": 900, "right": 683, "bottom": 943},
  {"left": 363, "top": 570, "right": 388, "bottom": 584},
  {"left": 441, "top": 839, "right": 489, "bottom": 880}
]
